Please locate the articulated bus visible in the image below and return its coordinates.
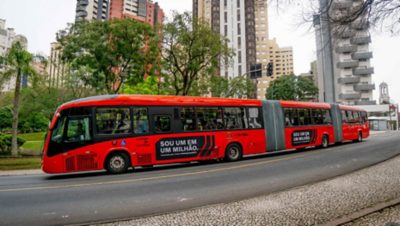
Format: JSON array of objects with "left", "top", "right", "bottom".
[{"left": 42, "top": 95, "right": 369, "bottom": 174}]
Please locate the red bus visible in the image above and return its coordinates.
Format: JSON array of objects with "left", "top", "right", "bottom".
[{"left": 42, "top": 95, "right": 369, "bottom": 174}]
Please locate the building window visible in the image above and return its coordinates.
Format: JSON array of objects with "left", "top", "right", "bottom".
[
  {"left": 237, "top": 23, "right": 241, "bottom": 35},
  {"left": 237, "top": 9, "right": 241, "bottom": 21}
]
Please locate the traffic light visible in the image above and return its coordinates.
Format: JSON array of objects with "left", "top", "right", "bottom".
[{"left": 267, "top": 62, "right": 273, "bottom": 76}]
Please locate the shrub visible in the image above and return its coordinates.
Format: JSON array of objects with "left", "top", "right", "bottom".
[{"left": 0, "top": 134, "right": 26, "bottom": 155}]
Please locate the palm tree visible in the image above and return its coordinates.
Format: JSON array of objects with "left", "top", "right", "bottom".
[{"left": 0, "top": 41, "right": 35, "bottom": 156}]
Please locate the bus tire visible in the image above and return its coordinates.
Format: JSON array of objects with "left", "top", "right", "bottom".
[
  {"left": 357, "top": 132, "right": 363, "bottom": 142},
  {"left": 321, "top": 135, "right": 329, "bottom": 148},
  {"left": 224, "top": 143, "right": 242, "bottom": 162},
  {"left": 105, "top": 152, "right": 130, "bottom": 174}
]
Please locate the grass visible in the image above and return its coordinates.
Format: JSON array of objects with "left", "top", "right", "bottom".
[
  {"left": 19, "top": 132, "right": 46, "bottom": 141},
  {"left": 19, "top": 132, "right": 46, "bottom": 156},
  {"left": 0, "top": 157, "right": 41, "bottom": 170}
]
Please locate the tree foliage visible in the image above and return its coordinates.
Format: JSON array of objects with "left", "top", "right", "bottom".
[
  {"left": 209, "top": 75, "right": 256, "bottom": 98},
  {"left": 266, "top": 75, "right": 318, "bottom": 101},
  {"left": 59, "top": 19, "right": 160, "bottom": 94},
  {"left": 273, "top": 0, "right": 400, "bottom": 34},
  {"left": 162, "top": 12, "right": 234, "bottom": 96}
]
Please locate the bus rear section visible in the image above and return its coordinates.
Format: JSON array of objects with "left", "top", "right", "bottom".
[{"left": 42, "top": 98, "right": 266, "bottom": 174}]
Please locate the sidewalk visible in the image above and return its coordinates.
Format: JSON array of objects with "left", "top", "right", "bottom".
[{"left": 0, "top": 169, "right": 42, "bottom": 176}]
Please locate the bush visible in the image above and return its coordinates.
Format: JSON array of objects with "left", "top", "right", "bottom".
[
  {"left": 0, "top": 134, "right": 26, "bottom": 155},
  {"left": 0, "top": 106, "right": 12, "bottom": 132}
]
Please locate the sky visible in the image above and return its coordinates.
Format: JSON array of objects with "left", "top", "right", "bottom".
[{"left": 0, "top": 0, "right": 399, "bottom": 104}]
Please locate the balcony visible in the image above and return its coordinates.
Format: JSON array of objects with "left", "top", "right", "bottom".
[
  {"left": 350, "top": 35, "right": 371, "bottom": 45},
  {"left": 77, "top": 0, "right": 89, "bottom": 6},
  {"left": 353, "top": 67, "right": 374, "bottom": 76},
  {"left": 355, "top": 100, "right": 377, "bottom": 105},
  {"left": 338, "top": 76, "right": 360, "bottom": 84},
  {"left": 352, "top": 51, "right": 373, "bottom": 60},
  {"left": 336, "top": 45, "right": 357, "bottom": 53},
  {"left": 337, "top": 60, "right": 359, "bottom": 68},
  {"left": 339, "top": 93, "right": 361, "bottom": 100},
  {"left": 354, "top": 83, "right": 375, "bottom": 91}
]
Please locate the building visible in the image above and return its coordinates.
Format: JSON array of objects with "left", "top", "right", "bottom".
[
  {"left": 314, "top": 0, "right": 375, "bottom": 105},
  {"left": 0, "top": 19, "right": 28, "bottom": 92},
  {"left": 109, "top": 0, "right": 164, "bottom": 27},
  {"left": 193, "top": 0, "right": 256, "bottom": 79},
  {"left": 48, "top": 41, "right": 67, "bottom": 88},
  {"left": 252, "top": 0, "right": 293, "bottom": 99},
  {"left": 358, "top": 82, "right": 398, "bottom": 130},
  {"left": 75, "top": 0, "right": 110, "bottom": 21}
]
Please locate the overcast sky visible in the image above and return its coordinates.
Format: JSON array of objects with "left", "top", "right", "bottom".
[{"left": 0, "top": 0, "right": 399, "bottom": 104}]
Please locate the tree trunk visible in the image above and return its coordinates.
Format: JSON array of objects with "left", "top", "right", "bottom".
[{"left": 11, "top": 70, "right": 22, "bottom": 157}]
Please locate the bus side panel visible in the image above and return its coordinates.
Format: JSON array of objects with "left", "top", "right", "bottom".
[
  {"left": 331, "top": 104, "right": 343, "bottom": 143},
  {"left": 262, "top": 100, "right": 286, "bottom": 152},
  {"left": 284, "top": 125, "right": 335, "bottom": 149},
  {"left": 138, "top": 129, "right": 266, "bottom": 166}
]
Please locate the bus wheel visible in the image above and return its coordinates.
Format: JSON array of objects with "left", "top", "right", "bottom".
[
  {"left": 106, "top": 152, "right": 130, "bottom": 174},
  {"left": 224, "top": 143, "right": 242, "bottom": 162},
  {"left": 357, "top": 132, "right": 363, "bottom": 142},
  {"left": 321, "top": 135, "right": 329, "bottom": 148}
]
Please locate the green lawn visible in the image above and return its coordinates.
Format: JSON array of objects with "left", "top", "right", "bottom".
[
  {"left": 19, "top": 132, "right": 46, "bottom": 156},
  {"left": 19, "top": 132, "right": 46, "bottom": 141},
  {"left": 0, "top": 157, "right": 41, "bottom": 170}
]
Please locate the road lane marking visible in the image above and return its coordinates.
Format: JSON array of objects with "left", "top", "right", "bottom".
[{"left": 0, "top": 154, "right": 306, "bottom": 193}]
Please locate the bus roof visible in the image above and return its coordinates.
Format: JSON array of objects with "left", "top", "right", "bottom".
[
  {"left": 279, "top": 100, "right": 331, "bottom": 109},
  {"left": 338, "top": 104, "right": 366, "bottom": 112},
  {"left": 58, "top": 95, "right": 262, "bottom": 111}
]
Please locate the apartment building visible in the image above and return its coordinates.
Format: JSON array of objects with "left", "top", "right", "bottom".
[
  {"left": 254, "top": 0, "right": 293, "bottom": 99},
  {"left": 314, "top": 0, "right": 375, "bottom": 105},
  {"left": 0, "top": 19, "right": 28, "bottom": 92},
  {"left": 109, "top": 0, "right": 164, "bottom": 27},
  {"left": 76, "top": 0, "right": 110, "bottom": 21},
  {"left": 193, "top": 0, "right": 256, "bottom": 79}
]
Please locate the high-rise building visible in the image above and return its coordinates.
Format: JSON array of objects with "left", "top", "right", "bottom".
[
  {"left": 314, "top": 0, "right": 375, "bottom": 105},
  {"left": 193, "top": 0, "right": 256, "bottom": 79},
  {"left": 109, "top": 0, "right": 164, "bottom": 27},
  {"left": 0, "top": 19, "right": 28, "bottom": 92},
  {"left": 253, "top": 0, "right": 293, "bottom": 99},
  {"left": 48, "top": 41, "right": 67, "bottom": 88},
  {"left": 76, "top": 0, "right": 110, "bottom": 21}
]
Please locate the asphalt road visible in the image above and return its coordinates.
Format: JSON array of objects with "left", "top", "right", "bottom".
[{"left": 0, "top": 131, "right": 399, "bottom": 226}]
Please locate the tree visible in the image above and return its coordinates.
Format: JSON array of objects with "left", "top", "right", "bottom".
[
  {"left": 59, "top": 19, "right": 159, "bottom": 94},
  {"left": 272, "top": 0, "right": 400, "bottom": 34},
  {"left": 162, "top": 12, "right": 234, "bottom": 96},
  {"left": 125, "top": 76, "right": 171, "bottom": 95},
  {"left": 0, "top": 41, "right": 36, "bottom": 156},
  {"left": 208, "top": 75, "right": 256, "bottom": 98},
  {"left": 266, "top": 75, "right": 318, "bottom": 101}
]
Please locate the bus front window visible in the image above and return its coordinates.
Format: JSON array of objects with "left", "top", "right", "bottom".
[{"left": 51, "top": 116, "right": 67, "bottom": 143}]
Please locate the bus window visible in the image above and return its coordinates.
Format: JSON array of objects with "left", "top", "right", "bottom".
[
  {"left": 313, "top": 109, "right": 323, "bottom": 125},
  {"left": 323, "top": 109, "right": 332, "bottom": 124},
  {"left": 304, "top": 109, "right": 312, "bottom": 125},
  {"left": 298, "top": 109, "right": 305, "bottom": 126},
  {"left": 154, "top": 115, "right": 171, "bottom": 133},
  {"left": 180, "top": 108, "right": 196, "bottom": 131},
  {"left": 224, "top": 107, "right": 246, "bottom": 129},
  {"left": 51, "top": 115, "right": 67, "bottom": 144},
  {"left": 65, "top": 117, "right": 92, "bottom": 142},
  {"left": 341, "top": 110, "right": 347, "bottom": 123},
  {"left": 284, "top": 109, "right": 291, "bottom": 126},
  {"left": 196, "top": 108, "right": 223, "bottom": 131},
  {"left": 346, "top": 111, "right": 354, "bottom": 123},
  {"left": 133, "top": 108, "right": 149, "bottom": 134},
  {"left": 361, "top": 111, "right": 368, "bottom": 123},
  {"left": 248, "top": 108, "right": 262, "bottom": 128},
  {"left": 96, "top": 108, "right": 131, "bottom": 135},
  {"left": 353, "top": 111, "right": 360, "bottom": 123}
]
